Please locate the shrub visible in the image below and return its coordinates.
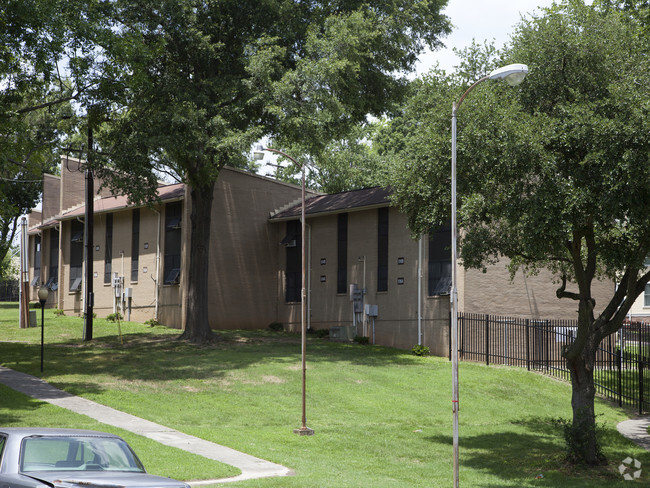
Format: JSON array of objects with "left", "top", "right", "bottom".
[
  {"left": 353, "top": 335, "right": 370, "bottom": 345},
  {"left": 268, "top": 321, "right": 283, "bottom": 331},
  {"left": 411, "top": 344, "right": 430, "bottom": 356},
  {"left": 144, "top": 318, "right": 161, "bottom": 327},
  {"left": 315, "top": 328, "right": 329, "bottom": 338},
  {"left": 551, "top": 415, "right": 605, "bottom": 465},
  {"left": 106, "top": 312, "right": 123, "bottom": 322},
  {"left": 53, "top": 309, "right": 65, "bottom": 316}
]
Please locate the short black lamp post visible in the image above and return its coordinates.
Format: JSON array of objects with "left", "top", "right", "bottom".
[{"left": 38, "top": 286, "right": 49, "bottom": 372}]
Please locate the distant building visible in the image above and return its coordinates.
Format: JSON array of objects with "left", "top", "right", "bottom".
[{"left": 25, "top": 157, "right": 615, "bottom": 355}]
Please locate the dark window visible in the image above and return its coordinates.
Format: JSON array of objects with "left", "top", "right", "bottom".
[
  {"left": 285, "top": 220, "right": 301, "bottom": 302},
  {"left": 131, "top": 208, "right": 140, "bottom": 282},
  {"left": 377, "top": 208, "right": 389, "bottom": 292},
  {"left": 70, "top": 220, "right": 84, "bottom": 292},
  {"left": 104, "top": 213, "right": 113, "bottom": 284},
  {"left": 428, "top": 225, "right": 452, "bottom": 296},
  {"left": 31, "top": 236, "right": 41, "bottom": 286},
  {"left": 337, "top": 213, "right": 348, "bottom": 294},
  {"left": 163, "top": 202, "right": 182, "bottom": 285},
  {"left": 47, "top": 229, "right": 59, "bottom": 290}
]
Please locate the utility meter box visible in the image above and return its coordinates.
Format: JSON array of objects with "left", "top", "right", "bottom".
[{"left": 365, "top": 304, "right": 378, "bottom": 317}]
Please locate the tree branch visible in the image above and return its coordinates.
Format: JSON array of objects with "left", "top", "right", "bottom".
[{"left": 556, "top": 274, "right": 580, "bottom": 300}]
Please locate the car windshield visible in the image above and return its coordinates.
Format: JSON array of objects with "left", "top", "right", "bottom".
[{"left": 20, "top": 435, "right": 146, "bottom": 473}]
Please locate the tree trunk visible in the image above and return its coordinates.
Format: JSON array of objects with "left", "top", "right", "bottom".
[
  {"left": 179, "top": 180, "right": 216, "bottom": 343},
  {"left": 567, "top": 339, "right": 604, "bottom": 465}
]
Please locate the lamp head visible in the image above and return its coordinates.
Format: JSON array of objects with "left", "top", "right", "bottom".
[
  {"left": 253, "top": 144, "right": 266, "bottom": 160},
  {"left": 488, "top": 63, "right": 529, "bottom": 86},
  {"left": 38, "top": 286, "right": 49, "bottom": 304}
]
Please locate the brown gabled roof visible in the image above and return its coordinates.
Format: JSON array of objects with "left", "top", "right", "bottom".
[
  {"left": 269, "top": 186, "right": 391, "bottom": 221},
  {"left": 59, "top": 183, "right": 185, "bottom": 220}
]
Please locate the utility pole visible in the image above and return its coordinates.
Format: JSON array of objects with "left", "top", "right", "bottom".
[{"left": 83, "top": 126, "right": 94, "bottom": 341}]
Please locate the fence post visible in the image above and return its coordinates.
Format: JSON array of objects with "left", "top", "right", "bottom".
[
  {"left": 639, "top": 321, "right": 644, "bottom": 415},
  {"left": 525, "top": 319, "right": 530, "bottom": 371},
  {"left": 485, "top": 314, "right": 490, "bottom": 366},
  {"left": 617, "top": 335, "right": 622, "bottom": 407},
  {"left": 545, "top": 320, "right": 550, "bottom": 372},
  {"left": 639, "top": 360, "right": 644, "bottom": 416}
]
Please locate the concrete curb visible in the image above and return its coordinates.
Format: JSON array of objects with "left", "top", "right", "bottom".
[
  {"left": 617, "top": 416, "right": 650, "bottom": 452},
  {"left": 0, "top": 366, "right": 293, "bottom": 484}
]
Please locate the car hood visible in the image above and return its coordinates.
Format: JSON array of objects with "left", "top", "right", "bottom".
[{"left": 24, "top": 471, "right": 189, "bottom": 488}]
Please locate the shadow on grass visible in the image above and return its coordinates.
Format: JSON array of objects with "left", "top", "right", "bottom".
[
  {"left": 427, "top": 416, "right": 649, "bottom": 487},
  {"left": 0, "top": 384, "right": 49, "bottom": 425},
  {"left": 1, "top": 328, "right": 426, "bottom": 387}
]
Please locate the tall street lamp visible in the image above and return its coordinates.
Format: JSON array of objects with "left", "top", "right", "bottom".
[
  {"left": 450, "top": 63, "right": 528, "bottom": 487},
  {"left": 38, "top": 285, "right": 49, "bottom": 372},
  {"left": 254, "top": 145, "right": 314, "bottom": 436}
]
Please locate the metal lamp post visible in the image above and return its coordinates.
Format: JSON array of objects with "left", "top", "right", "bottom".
[
  {"left": 254, "top": 145, "right": 314, "bottom": 436},
  {"left": 450, "top": 63, "right": 528, "bottom": 487},
  {"left": 38, "top": 285, "right": 49, "bottom": 372}
]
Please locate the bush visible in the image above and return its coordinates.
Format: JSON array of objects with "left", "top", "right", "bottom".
[
  {"left": 53, "top": 309, "right": 65, "bottom": 316},
  {"left": 551, "top": 415, "right": 605, "bottom": 465},
  {"left": 315, "top": 328, "right": 329, "bottom": 338},
  {"left": 106, "top": 312, "right": 123, "bottom": 322},
  {"left": 353, "top": 335, "right": 370, "bottom": 345},
  {"left": 411, "top": 344, "right": 430, "bottom": 356},
  {"left": 144, "top": 318, "right": 161, "bottom": 327},
  {"left": 268, "top": 321, "right": 283, "bottom": 331}
]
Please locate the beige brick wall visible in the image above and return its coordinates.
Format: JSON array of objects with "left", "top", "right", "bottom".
[
  {"left": 458, "top": 259, "right": 616, "bottom": 320},
  {"left": 202, "top": 168, "right": 304, "bottom": 330},
  {"left": 281, "top": 207, "right": 451, "bottom": 354}
]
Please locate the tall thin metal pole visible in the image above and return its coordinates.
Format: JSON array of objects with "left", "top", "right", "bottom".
[
  {"left": 448, "top": 65, "right": 528, "bottom": 487},
  {"left": 40, "top": 304, "right": 45, "bottom": 372},
  {"left": 298, "top": 164, "right": 313, "bottom": 434},
  {"left": 83, "top": 127, "right": 94, "bottom": 341},
  {"left": 256, "top": 146, "right": 314, "bottom": 435},
  {"left": 451, "top": 102, "right": 460, "bottom": 488}
]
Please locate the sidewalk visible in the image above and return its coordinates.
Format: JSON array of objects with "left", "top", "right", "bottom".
[
  {"left": 0, "top": 366, "right": 293, "bottom": 485},
  {"left": 617, "top": 416, "right": 650, "bottom": 452}
]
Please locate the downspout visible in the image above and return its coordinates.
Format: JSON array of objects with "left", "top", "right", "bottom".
[
  {"left": 153, "top": 208, "right": 161, "bottom": 321},
  {"left": 418, "top": 236, "right": 423, "bottom": 346},
  {"left": 307, "top": 223, "right": 312, "bottom": 331}
]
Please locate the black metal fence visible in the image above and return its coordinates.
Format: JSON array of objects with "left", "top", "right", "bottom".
[
  {"left": 0, "top": 280, "right": 19, "bottom": 301},
  {"left": 457, "top": 313, "right": 650, "bottom": 414}
]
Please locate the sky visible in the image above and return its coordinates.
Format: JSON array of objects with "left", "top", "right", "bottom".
[{"left": 414, "top": 0, "right": 594, "bottom": 76}]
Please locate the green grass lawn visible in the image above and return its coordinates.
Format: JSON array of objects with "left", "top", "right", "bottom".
[{"left": 1, "top": 303, "right": 648, "bottom": 487}]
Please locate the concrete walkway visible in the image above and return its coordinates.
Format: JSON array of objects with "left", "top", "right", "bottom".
[
  {"left": 617, "top": 416, "right": 650, "bottom": 452},
  {"left": 0, "top": 366, "right": 293, "bottom": 485}
]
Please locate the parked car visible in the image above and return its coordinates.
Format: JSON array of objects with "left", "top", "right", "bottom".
[{"left": 0, "top": 427, "right": 190, "bottom": 488}]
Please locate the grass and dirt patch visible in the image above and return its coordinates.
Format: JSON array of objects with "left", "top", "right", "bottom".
[{"left": 0, "top": 303, "right": 648, "bottom": 486}]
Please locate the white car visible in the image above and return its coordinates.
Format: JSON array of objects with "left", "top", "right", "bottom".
[{"left": 0, "top": 427, "right": 190, "bottom": 488}]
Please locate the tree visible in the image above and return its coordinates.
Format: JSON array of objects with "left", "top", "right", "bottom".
[
  {"left": 84, "top": 0, "right": 451, "bottom": 343},
  {"left": 0, "top": 1, "right": 93, "bottom": 272},
  {"left": 381, "top": 1, "right": 650, "bottom": 464},
  {"left": 269, "top": 123, "right": 386, "bottom": 194}
]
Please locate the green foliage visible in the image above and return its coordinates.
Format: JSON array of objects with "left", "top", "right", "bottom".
[
  {"left": 53, "top": 309, "right": 65, "bottom": 317},
  {"left": 315, "top": 328, "right": 330, "bottom": 338},
  {"left": 411, "top": 344, "right": 430, "bottom": 356},
  {"left": 144, "top": 318, "right": 161, "bottom": 327},
  {"left": 268, "top": 321, "right": 283, "bottom": 332},
  {"left": 106, "top": 312, "right": 123, "bottom": 323},
  {"left": 353, "top": 335, "right": 370, "bottom": 345},
  {"left": 381, "top": 1, "right": 650, "bottom": 465},
  {"left": 552, "top": 416, "right": 606, "bottom": 465},
  {"left": 79, "top": 0, "right": 451, "bottom": 343}
]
